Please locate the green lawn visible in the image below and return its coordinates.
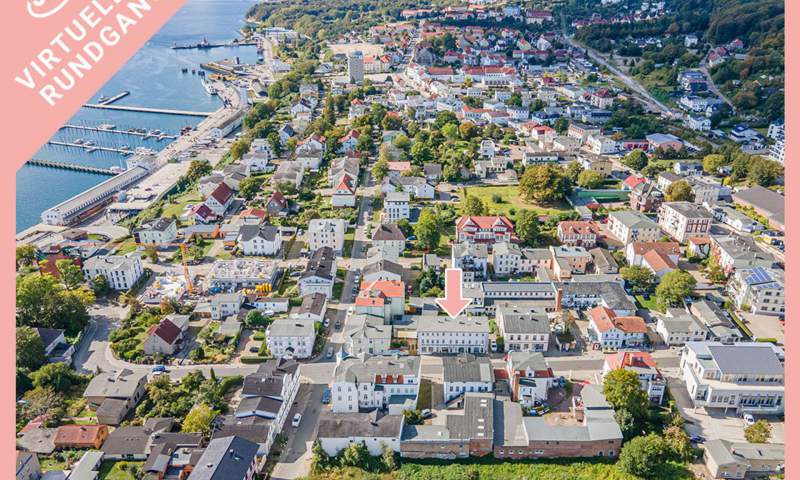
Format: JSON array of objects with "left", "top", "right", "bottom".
[
  {"left": 343, "top": 229, "right": 355, "bottom": 258},
  {"left": 460, "top": 186, "right": 572, "bottom": 219},
  {"left": 162, "top": 190, "right": 203, "bottom": 218},
  {"left": 635, "top": 295, "right": 662, "bottom": 313},
  {"left": 99, "top": 461, "right": 143, "bottom": 480}
]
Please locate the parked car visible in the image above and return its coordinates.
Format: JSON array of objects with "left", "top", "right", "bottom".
[
  {"left": 690, "top": 435, "right": 705, "bottom": 443},
  {"left": 249, "top": 346, "right": 260, "bottom": 353},
  {"left": 292, "top": 413, "right": 302, "bottom": 427},
  {"left": 743, "top": 413, "right": 756, "bottom": 426},
  {"left": 151, "top": 365, "right": 166, "bottom": 373},
  {"left": 420, "top": 409, "right": 433, "bottom": 419},
  {"left": 322, "top": 389, "right": 331, "bottom": 404},
  {"left": 490, "top": 340, "right": 498, "bottom": 352},
  {"left": 323, "top": 318, "right": 330, "bottom": 328},
  {"left": 335, "top": 321, "right": 341, "bottom": 330},
  {"left": 326, "top": 346, "right": 334, "bottom": 359}
]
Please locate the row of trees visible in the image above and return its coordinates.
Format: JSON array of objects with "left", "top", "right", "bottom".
[{"left": 621, "top": 266, "right": 697, "bottom": 310}]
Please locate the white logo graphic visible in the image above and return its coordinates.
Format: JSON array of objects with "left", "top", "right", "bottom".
[{"left": 27, "top": 0, "right": 71, "bottom": 18}]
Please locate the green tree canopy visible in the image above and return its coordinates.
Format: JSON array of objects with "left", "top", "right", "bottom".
[
  {"left": 744, "top": 420, "right": 772, "bottom": 443},
  {"left": 31, "top": 362, "right": 81, "bottom": 393},
  {"left": 618, "top": 433, "right": 668, "bottom": 477},
  {"left": 16, "top": 326, "right": 46, "bottom": 371},
  {"left": 656, "top": 270, "right": 697, "bottom": 309},
  {"left": 603, "top": 368, "right": 650, "bottom": 420},
  {"left": 414, "top": 209, "right": 442, "bottom": 252},
  {"left": 621, "top": 265, "right": 659, "bottom": 294},
  {"left": 463, "top": 195, "right": 488, "bottom": 216},
  {"left": 182, "top": 403, "right": 219, "bottom": 436},
  {"left": 665, "top": 180, "right": 694, "bottom": 202},
  {"left": 515, "top": 210, "right": 540, "bottom": 247},
  {"left": 519, "top": 164, "right": 571, "bottom": 203},
  {"left": 622, "top": 149, "right": 649, "bottom": 171},
  {"left": 577, "top": 169, "right": 605, "bottom": 189}
]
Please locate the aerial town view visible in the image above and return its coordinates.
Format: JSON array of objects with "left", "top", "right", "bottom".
[{"left": 14, "top": 0, "right": 786, "bottom": 479}]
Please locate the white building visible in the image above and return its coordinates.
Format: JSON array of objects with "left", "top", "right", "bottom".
[
  {"left": 416, "top": 315, "right": 490, "bottom": 354},
  {"left": 451, "top": 243, "right": 488, "bottom": 282},
  {"left": 343, "top": 314, "right": 393, "bottom": 356},
  {"left": 495, "top": 306, "right": 550, "bottom": 352},
  {"left": 727, "top": 267, "right": 785, "bottom": 317},
  {"left": 658, "top": 201, "right": 713, "bottom": 243},
  {"left": 384, "top": 191, "right": 410, "bottom": 222},
  {"left": 602, "top": 351, "right": 666, "bottom": 404},
  {"left": 135, "top": 218, "right": 177, "bottom": 245},
  {"left": 680, "top": 342, "right": 784, "bottom": 414},
  {"left": 242, "top": 150, "right": 273, "bottom": 174},
  {"left": 308, "top": 219, "right": 347, "bottom": 253},
  {"left": 371, "top": 223, "right": 406, "bottom": 261},
  {"left": 506, "top": 351, "right": 554, "bottom": 407},
  {"left": 607, "top": 210, "right": 661, "bottom": 244},
  {"left": 442, "top": 354, "right": 494, "bottom": 402},
  {"left": 237, "top": 223, "right": 282, "bottom": 256},
  {"left": 210, "top": 292, "right": 243, "bottom": 320},
  {"left": 654, "top": 310, "right": 707, "bottom": 346},
  {"left": 83, "top": 253, "right": 144, "bottom": 291},
  {"left": 299, "top": 247, "right": 336, "bottom": 298},
  {"left": 331, "top": 355, "right": 420, "bottom": 413},
  {"left": 267, "top": 318, "right": 316, "bottom": 359},
  {"left": 347, "top": 50, "right": 364, "bottom": 84},
  {"left": 587, "top": 306, "right": 647, "bottom": 349}
]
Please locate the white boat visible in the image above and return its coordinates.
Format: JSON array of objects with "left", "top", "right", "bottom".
[
  {"left": 98, "top": 124, "right": 116, "bottom": 130},
  {"left": 200, "top": 77, "right": 217, "bottom": 96}
]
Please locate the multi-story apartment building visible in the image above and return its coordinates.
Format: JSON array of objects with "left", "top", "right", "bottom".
[
  {"left": 451, "top": 243, "right": 488, "bottom": 282},
  {"left": 308, "top": 219, "right": 347, "bottom": 253},
  {"left": 355, "top": 280, "right": 405, "bottom": 323},
  {"left": 267, "top": 318, "right": 316, "bottom": 359},
  {"left": 299, "top": 247, "right": 336, "bottom": 298},
  {"left": 331, "top": 355, "right": 421, "bottom": 413},
  {"left": 491, "top": 243, "right": 550, "bottom": 276},
  {"left": 658, "top": 201, "right": 712, "bottom": 243},
  {"left": 384, "top": 192, "right": 410, "bottom": 222},
  {"left": 442, "top": 354, "right": 494, "bottom": 401},
  {"left": 455, "top": 215, "right": 515, "bottom": 246},
  {"left": 495, "top": 306, "right": 550, "bottom": 352},
  {"left": 506, "top": 351, "right": 554, "bottom": 407},
  {"left": 587, "top": 306, "right": 647, "bottom": 348},
  {"left": 727, "top": 267, "right": 785, "bottom": 317},
  {"left": 416, "top": 315, "right": 491, "bottom": 354},
  {"left": 556, "top": 221, "right": 599, "bottom": 248},
  {"left": 371, "top": 223, "right": 406, "bottom": 261},
  {"left": 210, "top": 292, "right": 243, "bottom": 320},
  {"left": 83, "top": 253, "right": 144, "bottom": 291},
  {"left": 134, "top": 218, "right": 177, "bottom": 245},
  {"left": 607, "top": 210, "right": 661, "bottom": 244},
  {"left": 680, "top": 342, "right": 784, "bottom": 414},
  {"left": 602, "top": 351, "right": 666, "bottom": 404}
]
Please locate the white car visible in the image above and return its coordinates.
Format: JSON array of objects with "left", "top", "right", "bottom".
[
  {"left": 292, "top": 413, "right": 302, "bottom": 427},
  {"left": 490, "top": 340, "right": 498, "bottom": 352},
  {"left": 743, "top": 413, "right": 756, "bottom": 426}
]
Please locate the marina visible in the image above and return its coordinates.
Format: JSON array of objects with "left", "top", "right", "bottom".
[
  {"left": 82, "top": 104, "right": 214, "bottom": 116},
  {"left": 96, "top": 91, "right": 130, "bottom": 105},
  {"left": 46, "top": 140, "right": 156, "bottom": 156},
  {"left": 25, "top": 159, "right": 119, "bottom": 175},
  {"left": 61, "top": 124, "right": 179, "bottom": 141}
]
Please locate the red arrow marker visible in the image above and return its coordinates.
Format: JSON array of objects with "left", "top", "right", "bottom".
[{"left": 435, "top": 268, "right": 472, "bottom": 319}]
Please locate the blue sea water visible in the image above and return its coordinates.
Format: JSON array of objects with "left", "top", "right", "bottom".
[{"left": 16, "top": 0, "right": 259, "bottom": 232}]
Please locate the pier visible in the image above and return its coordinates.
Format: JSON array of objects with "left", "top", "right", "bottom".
[
  {"left": 98, "top": 91, "right": 130, "bottom": 105},
  {"left": 47, "top": 140, "right": 140, "bottom": 155},
  {"left": 26, "top": 159, "right": 118, "bottom": 175},
  {"left": 82, "top": 104, "right": 213, "bottom": 117},
  {"left": 171, "top": 39, "right": 258, "bottom": 50},
  {"left": 61, "top": 124, "right": 178, "bottom": 141}
]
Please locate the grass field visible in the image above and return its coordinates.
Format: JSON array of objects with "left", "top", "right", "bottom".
[
  {"left": 99, "top": 461, "right": 143, "bottom": 480},
  {"left": 162, "top": 190, "right": 202, "bottom": 218},
  {"left": 635, "top": 295, "right": 662, "bottom": 313},
  {"left": 460, "top": 186, "right": 572, "bottom": 219}
]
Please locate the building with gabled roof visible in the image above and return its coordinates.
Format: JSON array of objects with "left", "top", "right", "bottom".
[
  {"left": 603, "top": 351, "right": 665, "bottom": 403},
  {"left": 506, "top": 351, "right": 554, "bottom": 406},
  {"left": 587, "top": 306, "right": 647, "bottom": 348},
  {"left": 455, "top": 216, "right": 515, "bottom": 246}
]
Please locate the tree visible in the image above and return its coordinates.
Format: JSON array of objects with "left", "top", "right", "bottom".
[
  {"left": 702, "top": 154, "right": 727, "bottom": 175},
  {"left": 664, "top": 425, "right": 694, "bottom": 461},
  {"left": 17, "top": 274, "right": 93, "bottom": 336},
  {"left": 564, "top": 161, "right": 584, "bottom": 183},
  {"left": 621, "top": 266, "right": 658, "bottom": 294},
  {"left": 410, "top": 142, "right": 433, "bottom": 165},
  {"left": 515, "top": 210, "right": 540, "bottom": 247},
  {"left": 618, "top": 433, "right": 668, "bottom": 477},
  {"left": 310, "top": 441, "right": 332, "bottom": 473},
  {"left": 372, "top": 158, "right": 389, "bottom": 182},
  {"left": 16, "top": 326, "right": 46, "bottom": 371},
  {"left": 18, "top": 386, "right": 65, "bottom": 426},
  {"left": 553, "top": 117, "right": 569, "bottom": 134},
  {"left": 381, "top": 443, "right": 398, "bottom": 472},
  {"left": 414, "top": 209, "right": 442, "bottom": 252},
  {"left": 519, "top": 164, "right": 571, "bottom": 203},
  {"left": 614, "top": 407, "right": 639, "bottom": 440},
  {"left": 56, "top": 259, "right": 84, "bottom": 290},
  {"left": 186, "top": 159, "right": 212, "bottom": 180},
  {"left": 238, "top": 176, "right": 263, "bottom": 200},
  {"left": 229, "top": 138, "right": 250, "bottom": 160},
  {"left": 245, "top": 309, "right": 267, "bottom": 327},
  {"left": 144, "top": 246, "right": 159, "bottom": 264},
  {"left": 463, "top": 195, "right": 488, "bottom": 216},
  {"left": 603, "top": 369, "right": 649, "bottom": 419},
  {"left": 356, "top": 134, "right": 374, "bottom": 153},
  {"left": 665, "top": 180, "right": 694, "bottom": 202},
  {"left": 339, "top": 442, "right": 369, "bottom": 468},
  {"left": 392, "top": 134, "right": 411, "bottom": 150},
  {"left": 622, "top": 149, "right": 649, "bottom": 171},
  {"left": 747, "top": 156, "right": 783, "bottom": 187},
  {"left": 160, "top": 298, "right": 176, "bottom": 315},
  {"left": 31, "top": 362, "right": 81, "bottom": 393},
  {"left": 16, "top": 245, "right": 37, "bottom": 269},
  {"left": 656, "top": 270, "right": 697, "bottom": 309},
  {"left": 182, "top": 403, "right": 219, "bottom": 436},
  {"left": 577, "top": 170, "right": 604, "bottom": 189},
  {"left": 441, "top": 123, "right": 459, "bottom": 140},
  {"left": 705, "top": 255, "right": 727, "bottom": 283},
  {"left": 744, "top": 420, "right": 772, "bottom": 443},
  {"left": 459, "top": 121, "right": 478, "bottom": 140}
]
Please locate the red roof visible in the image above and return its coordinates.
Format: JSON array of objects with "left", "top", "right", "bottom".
[
  {"left": 209, "top": 182, "right": 234, "bottom": 205},
  {"left": 54, "top": 425, "right": 107, "bottom": 446},
  {"left": 623, "top": 175, "right": 647, "bottom": 190},
  {"left": 606, "top": 351, "right": 659, "bottom": 371},
  {"left": 358, "top": 280, "right": 405, "bottom": 299},
  {"left": 642, "top": 249, "right": 676, "bottom": 272},
  {"left": 241, "top": 208, "right": 266, "bottom": 219},
  {"left": 148, "top": 318, "right": 182, "bottom": 345},
  {"left": 387, "top": 161, "right": 411, "bottom": 172},
  {"left": 192, "top": 203, "right": 214, "bottom": 220},
  {"left": 268, "top": 190, "right": 288, "bottom": 209},
  {"left": 630, "top": 241, "right": 680, "bottom": 256},
  {"left": 456, "top": 215, "right": 514, "bottom": 232},
  {"left": 558, "top": 221, "right": 598, "bottom": 236},
  {"left": 336, "top": 174, "right": 356, "bottom": 194},
  {"left": 589, "top": 306, "right": 647, "bottom": 334}
]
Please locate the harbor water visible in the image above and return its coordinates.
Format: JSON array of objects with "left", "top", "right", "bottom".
[{"left": 16, "top": 0, "right": 259, "bottom": 232}]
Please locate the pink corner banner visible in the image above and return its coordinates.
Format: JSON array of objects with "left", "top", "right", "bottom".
[
  {"left": 0, "top": 0, "right": 185, "bottom": 465},
  {"left": 0, "top": 0, "right": 188, "bottom": 169}
]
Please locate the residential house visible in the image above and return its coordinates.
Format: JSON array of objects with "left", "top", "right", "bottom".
[
  {"left": 16, "top": 452, "right": 40, "bottom": 480},
  {"left": 607, "top": 211, "right": 661, "bottom": 244},
  {"left": 308, "top": 219, "right": 347, "bottom": 253},
  {"left": 210, "top": 292, "right": 243, "bottom": 320},
  {"left": 506, "top": 351, "right": 554, "bottom": 406},
  {"left": 629, "top": 182, "right": 663, "bottom": 212},
  {"left": 135, "top": 218, "right": 178, "bottom": 245},
  {"left": 53, "top": 425, "right": 108, "bottom": 450},
  {"left": 602, "top": 351, "right": 665, "bottom": 404},
  {"left": 371, "top": 223, "right": 406, "bottom": 261},
  {"left": 587, "top": 306, "right": 647, "bottom": 349},
  {"left": 556, "top": 221, "right": 599, "bottom": 248},
  {"left": 33, "top": 327, "right": 74, "bottom": 364},
  {"left": 625, "top": 241, "right": 680, "bottom": 267},
  {"left": 655, "top": 310, "right": 707, "bottom": 345},
  {"left": 442, "top": 354, "right": 494, "bottom": 401},
  {"left": 384, "top": 192, "right": 410, "bottom": 222},
  {"left": 355, "top": 280, "right": 405, "bottom": 322},
  {"left": 658, "top": 201, "right": 713, "bottom": 243},
  {"left": 83, "top": 253, "right": 144, "bottom": 291},
  {"left": 727, "top": 267, "right": 785, "bottom": 317},
  {"left": 299, "top": 247, "right": 336, "bottom": 298},
  {"left": 332, "top": 174, "right": 357, "bottom": 208},
  {"left": 710, "top": 235, "right": 773, "bottom": 275},
  {"left": 703, "top": 439, "right": 784, "bottom": 479},
  {"left": 318, "top": 410, "right": 403, "bottom": 457},
  {"left": 362, "top": 258, "right": 403, "bottom": 283},
  {"left": 187, "top": 436, "right": 260, "bottom": 480},
  {"left": 549, "top": 246, "right": 592, "bottom": 279},
  {"left": 291, "top": 293, "right": 328, "bottom": 324},
  {"left": 238, "top": 223, "right": 282, "bottom": 256},
  {"left": 452, "top": 243, "right": 489, "bottom": 282},
  {"left": 589, "top": 248, "right": 618, "bottom": 274},
  {"left": 83, "top": 369, "right": 148, "bottom": 425},
  {"left": 331, "top": 355, "right": 421, "bottom": 413},
  {"left": 143, "top": 314, "right": 189, "bottom": 356},
  {"left": 416, "top": 315, "right": 490, "bottom": 354},
  {"left": 455, "top": 216, "right": 515, "bottom": 247},
  {"left": 689, "top": 299, "right": 742, "bottom": 343},
  {"left": 267, "top": 319, "right": 315, "bottom": 359},
  {"left": 205, "top": 182, "right": 236, "bottom": 216},
  {"left": 496, "top": 306, "right": 550, "bottom": 352},
  {"left": 343, "top": 314, "right": 393, "bottom": 356}
]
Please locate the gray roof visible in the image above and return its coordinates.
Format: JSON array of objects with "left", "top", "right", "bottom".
[
  {"left": 560, "top": 281, "right": 636, "bottom": 312},
  {"left": 706, "top": 344, "right": 784, "bottom": 376},
  {"left": 507, "top": 351, "right": 549, "bottom": 373},
  {"left": 402, "top": 393, "right": 494, "bottom": 442},
  {"left": 334, "top": 355, "right": 420, "bottom": 383},
  {"left": 296, "top": 292, "right": 327, "bottom": 316},
  {"left": 363, "top": 258, "right": 404, "bottom": 278},
  {"left": 238, "top": 223, "right": 279, "bottom": 243},
  {"left": 385, "top": 191, "right": 410, "bottom": 202},
  {"left": 138, "top": 217, "right": 176, "bottom": 233},
  {"left": 372, "top": 223, "right": 405, "bottom": 241},
  {"left": 236, "top": 396, "right": 283, "bottom": 416},
  {"left": 589, "top": 248, "right": 618, "bottom": 272},
  {"left": 609, "top": 210, "right": 659, "bottom": 229},
  {"left": 497, "top": 307, "right": 550, "bottom": 334},
  {"left": 492, "top": 241, "right": 521, "bottom": 257},
  {"left": 732, "top": 186, "right": 784, "bottom": 218},
  {"left": 268, "top": 318, "right": 314, "bottom": 337},
  {"left": 211, "top": 422, "right": 270, "bottom": 446},
  {"left": 188, "top": 436, "right": 259, "bottom": 480},
  {"left": 704, "top": 439, "right": 784, "bottom": 467},
  {"left": 302, "top": 246, "right": 335, "bottom": 281},
  {"left": 83, "top": 369, "right": 146, "bottom": 400},
  {"left": 442, "top": 354, "right": 493, "bottom": 383},
  {"left": 241, "top": 358, "right": 299, "bottom": 397},
  {"left": 416, "top": 315, "right": 490, "bottom": 334},
  {"left": 482, "top": 282, "right": 557, "bottom": 295},
  {"left": 664, "top": 201, "right": 713, "bottom": 219},
  {"left": 318, "top": 410, "right": 403, "bottom": 439},
  {"left": 453, "top": 242, "right": 488, "bottom": 259},
  {"left": 102, "top": 426, "right": 152, "bottom": 456},
  {"left": 657, "top": 313, "right": 705, "bottom": 334}
]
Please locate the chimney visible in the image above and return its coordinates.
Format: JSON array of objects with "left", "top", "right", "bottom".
[{"left": 555, "top": 288, "right": 563, "bottom": 312}]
